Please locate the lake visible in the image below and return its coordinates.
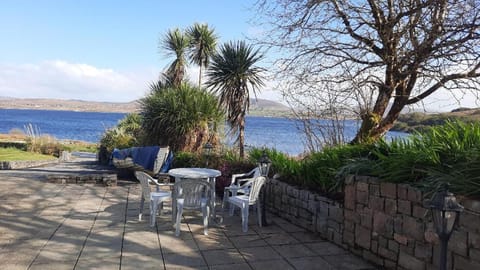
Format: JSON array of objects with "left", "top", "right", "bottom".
[{"left": 0, "top": 109, "right": 408, "bottom": 156}]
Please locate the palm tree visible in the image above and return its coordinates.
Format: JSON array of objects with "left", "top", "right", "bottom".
[
  {"left": 187, "top": 23, "right": 218, "bottom": 88},
  {"left": 161, "top": 28, "right": 190, "bottom": 87},
  {"left": 206, "top": 41, "right": 266, "bottom": 158},
  {"left": 140, "top": 82, "right": 223, "bottom": 152}
]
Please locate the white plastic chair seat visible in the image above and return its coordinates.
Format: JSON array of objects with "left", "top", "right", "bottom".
[
  {"left": 135, "top": 171, "right": 173, "bottom": 227},
  {"left": 149, "top": 191, "right": 171, "bottom": 225},
  {"left": 223, "top": 176, "right": 266, "bottom": 232}
]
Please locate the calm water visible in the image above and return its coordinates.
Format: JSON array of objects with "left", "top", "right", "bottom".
[{"left": 0, "top": 109, "right": 407, "bottom": 156}]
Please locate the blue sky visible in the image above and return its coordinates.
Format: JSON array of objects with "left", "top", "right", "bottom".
[
  {"left": 0, "top": 1, "right": 476, "bottom": 110},
  {"left": 0, "top": 0, "right": 279, "bottom": 102}
]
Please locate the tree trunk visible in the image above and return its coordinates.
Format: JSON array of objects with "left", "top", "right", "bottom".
[
  {"left": 239, "top": 117, "right": 245, "bottom": 158},
  {"left": 198, "top": 66, "right": 202, "bottom": 88},
  {"left": 352, "top": 91, "right": 408, "bottom": 144}
]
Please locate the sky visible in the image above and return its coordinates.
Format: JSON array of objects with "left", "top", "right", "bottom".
[
  {"left": 0, "top": 0, "right": 477, "bottom": 111},
  {"left": 0, "top": 0, "right": 281, "bottom": 103}
]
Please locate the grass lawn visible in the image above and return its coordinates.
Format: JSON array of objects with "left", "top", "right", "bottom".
[{"left": 0, "top": 147, "right": 57, "bottom": 161}]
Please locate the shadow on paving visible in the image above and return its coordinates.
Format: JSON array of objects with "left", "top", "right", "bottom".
[{"left": 0, "top": 160, "right": 378, "bottom": 270}]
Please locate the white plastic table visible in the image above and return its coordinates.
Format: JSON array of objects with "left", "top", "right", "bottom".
[{"left": 168, "top": 168, "right": 221, "bottom": 221}]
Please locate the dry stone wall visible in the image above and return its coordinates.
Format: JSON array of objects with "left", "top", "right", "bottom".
[{"left": 265, "top": 176, "right": 480, "bottom": 270}]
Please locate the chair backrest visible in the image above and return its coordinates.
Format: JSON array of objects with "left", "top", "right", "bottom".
[
  {"left": 231, "top": 167, "right": 261, "bottom": 186},
  {"left": 248, "top": 176, "right": 267, "bottom": 205},
  {"left": 174, "top": 179, "right": 211, "bottom": 209},
  {"left": 135, "top": 171, "right": 152, "bottom": 200},
  {"left": 153, "top": 146, "right": 170, "bottom": 174}
]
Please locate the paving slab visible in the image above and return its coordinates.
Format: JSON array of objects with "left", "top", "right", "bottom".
[{"left": 0, "top": 154, "right": 379, "bottom": 270}]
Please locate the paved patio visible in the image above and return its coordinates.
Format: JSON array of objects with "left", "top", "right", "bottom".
[{"left": 0, "top": 157, "right": 378, "bottom": 270}]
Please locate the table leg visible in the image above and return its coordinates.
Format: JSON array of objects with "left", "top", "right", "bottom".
[{"left": 211, "top": 177, "right": 216, "bottom": 220}]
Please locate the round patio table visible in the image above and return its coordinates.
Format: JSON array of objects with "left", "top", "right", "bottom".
[{"left": 168, "top": 168, "right": 221, "bottom": 222}]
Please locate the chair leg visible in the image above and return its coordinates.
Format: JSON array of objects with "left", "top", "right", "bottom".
[
  {"left": 175, "top": 202, "right": 184, "bottom": 237},
  {"left": 257, "top": 202, "right": 262, "bottom": 227},
  {"left": 150, "top": 200, "right": 157, "bottom": 227},
  {"left": 241, "top": 203, "right": 249, "bottom": 233},
  {"left": 202, "top": 204, "right": 209, "bottom": 236},
  {"left": 139, "top": 196, "right": 145, "bottom": 221}
]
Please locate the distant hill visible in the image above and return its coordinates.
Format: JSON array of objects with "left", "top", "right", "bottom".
[
  {"left": 393, "top": 107, "right": 480, "bottom": 132},
  {"left": 0, "top": 96, "right": 291, "bottom": 116}
]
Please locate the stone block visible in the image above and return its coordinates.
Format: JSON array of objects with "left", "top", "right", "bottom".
[
  {"left": 394, "top": 233, "right": 409, "bottom": 245},
  {"left": 369, "top": 183, "right": 380, "bottom": 196},
  {"left": 414, "top": 242, "right": 432, "bottom": 259},
  {"left": 397, "top": 184, "right": 408, "bottom": 200},
  {"left": 316, "top": 216, "right": 328, "bottom": 235},
  {"left": 360, "top": 208, "right": 373, "bottom": 229},
  {"left": 470, "top": 248, "right": 480, "bottom": 263},
  {"left": 388, "top": 239, "right": 399, "bottom": 253},
  {"left": 318, "top": 201, "right": 329, "bottom": 215},
  {"left": 454, "top": 254, "right": 480, "bottom": 270},
  {"left": 371, "top": 239, "right": 378, "bottom": 253},
  {"left": 344, "top": 209, "right": 361, "bottom": 223},
  {"left": 412, "top": 205, "right": 428, "bottom": 219},
  {"left": 369, "top": 196, "right": 385, "bottom": 211},
  {"left": 344, "top": 220, "right": 355, "bottom": 232},
  {"left": 407, "top": 186, "right": 423, "bottom": 203},
  {"left": 329, "top": 205, "right": 344, "bottom": 222},
  {"left": 403, "top": 216, "right": 425, "bottom": 241},
  {"left": 299, "top": 189, "right": 310, "bottom": 201},
  {"left": 398, "top": 251, "right": 425, "bottom": 270},
  {"left": 384, "top": 259, "right": 397, "bottom": 270},
  {"left": 394, "top": 216, "right": 403, "bottom": 233},
  {"left": 344, "top": 185, "right": 356, "bottom": 210},
  {"left": 462, "top": 199, "right": 480, "bottom": 214},
  {"left": 398, "top": 200, "right": 412, "bottom": 215},
  {"left": 378, "top": 246, "right": 397, "bottom": 261},
  {"left": 384, "top": 198, "right": 397, "bottom": 216},
  {"left": 357, "top": 181, "right": 369, "bottom": 192},
  {"left": 380, "top": 182, "right": 397, "bottom": 199},
  {"left": 378, "top": 235, "right": 388, "bottom": 248},
  {"left": 424, "top": 229, "right": 439, "bottom": 244},
  {"left": 373, "top": 211, "right": 394, "bottom": 237},
  {"left": 343, "top": 230, "right": 355, "bottom": 246},
  {"left": 363, "top": 250, "right": 384, "bottom": 267},
  {"left": 469, "top": 232, "right": 480, "bottom": 249},
  {"left": 355, "top": 225, "right": 371, "bottom": 250},
  {"left": 327, "top": 219, "right": 341, "bottom": 233},
  {"left": 459, "top": 211, "right": 480, "bottom": 233},
  {"left": 356, "top": 190, "right": 369, "bottom": 205},
  {"left": 449, "top": 230, "right": 468, "bottom": 257}
]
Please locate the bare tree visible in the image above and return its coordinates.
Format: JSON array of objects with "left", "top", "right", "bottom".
[{"left": 253, "top": 0, "right": 480, "bottom": 143}]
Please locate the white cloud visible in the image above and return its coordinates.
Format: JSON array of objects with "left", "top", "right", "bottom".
[{"left": 0, "top": 60, "right": 158, "bottom": 102}]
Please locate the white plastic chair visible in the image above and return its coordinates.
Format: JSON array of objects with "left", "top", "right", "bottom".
[
  {"left": 174, "top": 179, "right": 211, "bottom": 236},
  {"left": 226, "top": 167, "right": 260, "bottom": 197},
  {"left": 223, "top": 176, "right": 266, "bottom": 232},
  {"left": 135, "top": 171, "right": 172, "bottom": 227}
]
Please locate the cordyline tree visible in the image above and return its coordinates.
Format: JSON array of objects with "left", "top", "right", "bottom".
[{"left": 254, "top": 0, "right": 480, "bottom": 144}]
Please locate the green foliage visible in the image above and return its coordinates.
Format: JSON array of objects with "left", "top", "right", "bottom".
[
  {"left": 344, "top": 120, "right": 480, "bottom": 198},
  {"left": 140, "top": 82, "right": 223, "bottom": 152},
  {"left": 26, "top": 135, "right": 63, "bottom": 157},
  {"left": 206, "top": 40, "right": 266, "bottom": 157},
  {"left": 99, "top": 113, "right": 141, "bottom": 153},
  {"left": 0, "top": 147, "right": 56, "bottom": 161}
]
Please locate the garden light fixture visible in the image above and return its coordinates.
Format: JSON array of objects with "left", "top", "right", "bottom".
[
  {"left": 203, "top": 142, "right": 213, "bottom": 166},
  {"left": 427, "top": 184, "right": 464, "bottom": 270},
  {"left": 257, "top": 150, "right": 272, "bottom": 177}
]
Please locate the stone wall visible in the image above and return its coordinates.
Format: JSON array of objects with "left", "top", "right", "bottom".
[
  {"left": 0, "top": 160, "right": 58, "bottom": 170},
  {"left": 264, "top": 176, "right": 480, "bottom": 270}
]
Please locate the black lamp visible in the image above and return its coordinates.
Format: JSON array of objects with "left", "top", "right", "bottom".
[
  {"left": 427, "top": 183, "right": 464, "bottom": 270},
  {"left": 257, "top": 150, "right": 271, "bottom": 226},
  {"left": 257, "top": 150, "right": 272, "bottom": 177},
  {"left": 203, "top": 142, "right": 213, "bottom": 166}
]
